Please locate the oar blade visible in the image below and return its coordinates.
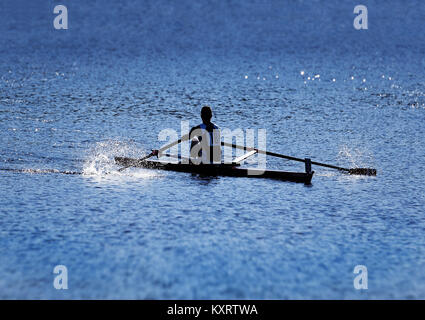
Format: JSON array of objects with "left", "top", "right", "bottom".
[
  {"left": 116, "top": 150, "right": 157, "bottom": 172},
  {"left": 348, "top": 168, "right": 377, "bottom": 176}
]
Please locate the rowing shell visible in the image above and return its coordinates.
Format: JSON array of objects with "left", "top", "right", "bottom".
[{"left": 114, "top": 157, "right": 314, "bottom": 184}]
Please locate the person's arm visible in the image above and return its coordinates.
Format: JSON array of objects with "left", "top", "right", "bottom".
[{"left": 189, "top": 125, "right": 203, "bottom": 161}]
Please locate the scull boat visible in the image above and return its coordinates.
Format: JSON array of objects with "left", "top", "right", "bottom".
[
  {"left": 114, "top": 156, "right": 314, "bottom": 184},
  {"left": 115, "top": 134, "right": 375, "bottom": 183}
]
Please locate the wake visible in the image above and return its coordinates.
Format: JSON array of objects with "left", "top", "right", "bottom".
[
  {"left": 0, "top": 140, "right": 160, "bottom": 178},
  {"left": 0, "top": 167, "right": 81, "bottom": 175}
]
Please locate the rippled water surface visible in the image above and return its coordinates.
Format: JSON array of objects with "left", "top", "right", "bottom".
[{"left": 1, "top": 0, "right": 425, "bottom": 299}]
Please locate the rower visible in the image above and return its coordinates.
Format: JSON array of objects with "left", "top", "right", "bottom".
[{"left": 189, "top": 106, "right": 221, "bottom": 164}]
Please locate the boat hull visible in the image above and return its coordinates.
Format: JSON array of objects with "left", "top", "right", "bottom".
[{"left": 115, "top": 157, "right": 314, "bottom": 184}]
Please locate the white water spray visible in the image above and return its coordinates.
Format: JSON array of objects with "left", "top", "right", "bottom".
[{"left": 82, "top": 140, "right": 161, "bottom": 179}]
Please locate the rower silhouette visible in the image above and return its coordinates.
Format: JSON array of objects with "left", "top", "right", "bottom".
[{"left": 189, "top": 106, "right": 221, "bottom": 164}]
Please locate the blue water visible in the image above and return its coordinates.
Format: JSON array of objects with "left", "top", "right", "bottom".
[{"left": 1, "top": 0, "right": 424, "bottom": 299}]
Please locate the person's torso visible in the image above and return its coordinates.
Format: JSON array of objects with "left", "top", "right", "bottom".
[{"left": 190, "top": 122, "right": 221, "bottom": 163}]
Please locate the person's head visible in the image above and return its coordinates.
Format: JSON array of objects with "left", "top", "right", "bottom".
[{"left": 201, "top": 106, "right": 212, "bottom": 123}]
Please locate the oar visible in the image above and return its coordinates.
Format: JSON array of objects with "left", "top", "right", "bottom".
[
  {"left": 117, "top": 134, "right": 189, "bottom": 172},
  {"left": 117, "top": 151, "right": 157, "bottom": 172},
  {"left": 221, "top": 142, "right": 376, "bottom": 176}
]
